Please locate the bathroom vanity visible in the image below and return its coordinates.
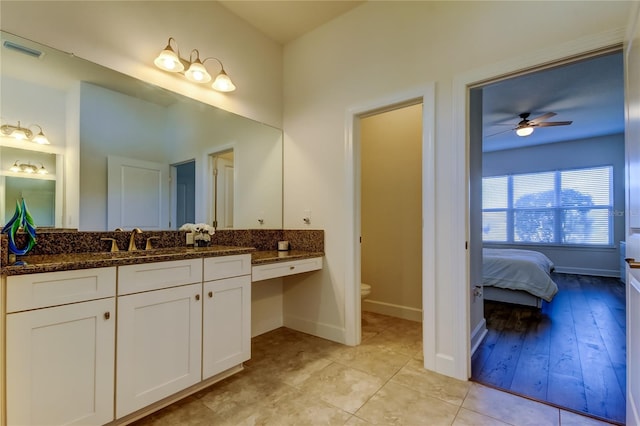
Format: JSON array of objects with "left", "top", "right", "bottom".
[{"left": 0, "top": 230, "right": 323, "bottom": 426}]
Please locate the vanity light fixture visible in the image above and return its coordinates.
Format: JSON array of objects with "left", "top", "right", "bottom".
[
  {"left": 0, "top": 121, "right": 50, "bottom": 144},
  {"left": 9, "top": 160, "right": 48, "bottom": 175},
  {"left": 154, "top": 37, "right": 236, "bottom": 92}
]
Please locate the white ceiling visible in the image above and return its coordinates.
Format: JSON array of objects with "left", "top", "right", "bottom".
[
  {"left": 217, "top": 1, "right": 625, "bottom": 153},
  {"left": 481, "top": 51, "right": 625, "bottom": 152},
  {"left": 217, "top": 0, "right": 364, "bottom": 45},
  {"left": 4, "top": 2, "right": 624, "bottom": 154}
]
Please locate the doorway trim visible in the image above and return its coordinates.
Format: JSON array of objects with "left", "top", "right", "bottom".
[
  {"left": 344, "top": 83, "right": 436, "bottom": 355},
  {"left": 452, "top": 27, "right": 626, "bottom": 379}
]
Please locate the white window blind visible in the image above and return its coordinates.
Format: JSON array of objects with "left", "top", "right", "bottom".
[{"left": 482, "top": 166, "right": 613, "bottom": 246}]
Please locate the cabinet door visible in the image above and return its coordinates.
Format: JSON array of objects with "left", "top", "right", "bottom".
[
  {"left": 116, "top": 283, "right": 202, "bottom": 418},
  {"left": 6, "top": 298, "right": 115, "bottom": 426},
  {"left": 202, "top": 275, "right": 251, "bottom": 379}
]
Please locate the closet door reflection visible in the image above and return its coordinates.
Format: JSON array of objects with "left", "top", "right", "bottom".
[{"left": 210, "top": 151, "right": 234, "bottom": 230}]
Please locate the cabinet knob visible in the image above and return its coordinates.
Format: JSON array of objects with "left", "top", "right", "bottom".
[
  {"left": 195, "top": 294, "right": 200, "bottom": 301},
  {"left": 289, "top": 266, "right": 295, "bottom": 270},
  {"left": 208, "top": 291, "right": 213, "bottom": 298},
  {"left": 104, "top": 312, "right": 111, "bottom": 320}
]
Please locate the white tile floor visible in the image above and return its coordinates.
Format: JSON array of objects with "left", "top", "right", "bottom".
[{"left": 133, "top": 312, "right": 616, "bottom": 425}]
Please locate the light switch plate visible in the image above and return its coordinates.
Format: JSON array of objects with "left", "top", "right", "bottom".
[{"left": 186, "top": 232, "right": 194, "bottom": 245}]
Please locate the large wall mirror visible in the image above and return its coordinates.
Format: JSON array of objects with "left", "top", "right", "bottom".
[{"left": 0, "top": 31, "right": 283, "bottom": 231}]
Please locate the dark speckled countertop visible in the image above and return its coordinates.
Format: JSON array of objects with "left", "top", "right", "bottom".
[
  {"left": 1, "top": 245, "right": 255, "bottom": 276},
  {"left": 251, "top": 250, "right": 325, "bottom": 265},
  {"left": 1, "top": 229, "right": 325, "bottom": 276},
  {"left": 1, "top": 246, "right": 325, "bottom": 276}
]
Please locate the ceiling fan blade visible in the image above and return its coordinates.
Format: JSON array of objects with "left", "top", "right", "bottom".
[
  {"left": 484, "top": 128, "right": 514, "bottom": 138},
  {"left": 535, "top": 120, "right": 573, "bottom": 127},
  {"left": 528, "top": 112, "right": 556, "bottom": 124}
]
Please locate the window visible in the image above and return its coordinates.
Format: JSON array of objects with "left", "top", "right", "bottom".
[{"left": 482, "top": 166, "right": 613, "bottom": 246}]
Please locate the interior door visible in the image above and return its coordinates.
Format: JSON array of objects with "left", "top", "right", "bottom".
[
  {"left": 107, "top": 155, "right": 170, "bottom": 230},
  {"left": 626, "top": 4, "right": 640, "bottom": 424},
  {"left": 210, "top": 153, "right": 234, "bottom": 229}
]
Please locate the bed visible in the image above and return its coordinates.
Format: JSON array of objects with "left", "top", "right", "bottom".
[{"left": 482, "top": 248, "right": 559, "bottom": 308}]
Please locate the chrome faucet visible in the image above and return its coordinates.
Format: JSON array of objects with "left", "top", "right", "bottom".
[{"left": 128, "top": 228, "right": 142, "bottom": 251}]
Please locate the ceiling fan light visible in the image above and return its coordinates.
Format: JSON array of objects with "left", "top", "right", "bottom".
[
  {"left": 516, "top": 126, "right": 534, "bottom": 137},
  {"left": 212, "top": 70, "right": 236, "bottom": 92}
]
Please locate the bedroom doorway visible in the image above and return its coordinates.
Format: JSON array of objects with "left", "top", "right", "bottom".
[{"left": 469, "top": 49, "right": 626, "bottom": 424}]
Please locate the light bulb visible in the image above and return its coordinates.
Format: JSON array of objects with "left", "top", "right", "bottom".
[
  {"left": 154, "top": 45, "right": 184, "bottom": 73},
  {"left": 185, "top": 60, "right": 211, "bottom": 83},
  {"left": 516, "top": 126, "right": 534, "bottom": 137},
  {"left": 212, "top": 70, "right": 236, "bottom": 92},
  {"left": 11, "top": 128, "right": 28, "bottom": 140},
  {"left": 32, "top": 130, "right": 50, "bottom": 145}
]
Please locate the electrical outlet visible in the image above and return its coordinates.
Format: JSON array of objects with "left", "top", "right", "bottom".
[{"left": 186, "top": 232, "right": 194, "bottom": 245}]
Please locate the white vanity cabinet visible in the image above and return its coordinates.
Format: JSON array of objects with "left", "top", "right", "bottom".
[
  {"left": 5, "top": 267, "right": 117, "bottom": 426},
  {"left": 115, "top": 259, "right": 203, "bottom": 418},
  {"left": 2, "top": 253, "right": 254, "bottom": 425},
  {"left": 202, "top": 254, "right": 252, "bottom": 379}
]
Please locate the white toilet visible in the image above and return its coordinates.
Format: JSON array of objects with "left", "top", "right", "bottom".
[{"left": 361, "top": 283, "right": 372, "bottom": 299}]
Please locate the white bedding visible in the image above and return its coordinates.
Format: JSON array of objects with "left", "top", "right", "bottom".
[{"left": 482, "top": 248, "right": 559, "bottom": 302}]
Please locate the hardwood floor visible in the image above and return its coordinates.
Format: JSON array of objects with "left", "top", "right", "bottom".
[{"left": 472, "top": 273, "right": 626, "bottom": 424}]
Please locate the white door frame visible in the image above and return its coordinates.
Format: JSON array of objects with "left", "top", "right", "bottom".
[
  {"left": 452, "top": 28, "right": 626, "bottom": 379},
  {"left": 625, "top": 2, "right": 640, "bottom": 424},
  {"left": 345, "top": 84, "right": 436, "bottom": 353}
]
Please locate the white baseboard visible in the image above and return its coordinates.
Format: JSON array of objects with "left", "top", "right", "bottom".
[
  {"left": 251, "top": 317, "right": 283, "bottom": 338},
  {"left": 362, "top": 299, "right": 422, "bottom": 322},
  {"left": 470, "top": 318, "right": 488, "bottom": 357},
  {"left": 553, "top": 266, "right": 619, "bottom": 278},
  {"left": 283, "top": 314, "right": 348, "bottom": 345}
]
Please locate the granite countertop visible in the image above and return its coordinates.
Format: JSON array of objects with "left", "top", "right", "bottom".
[
  {"left": 1, "top": 246, "right": 325, "bottom": 276},
  {"left": 1, "top": 245, "right": 255, "bottom": 276},
  {"left": 251, "top": 250, "right": 325, "bottom": 265}
]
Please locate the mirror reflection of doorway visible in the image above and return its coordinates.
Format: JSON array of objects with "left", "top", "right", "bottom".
[
  {"left": 173, "top": 161, "right": 195, "bottom": 228},
  {"left": 209, "top": 150, "right": 234, "bottom": 230}
]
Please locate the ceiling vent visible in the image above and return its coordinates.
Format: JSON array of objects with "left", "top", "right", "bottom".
[{"left": 2, "top": 40, "right": 44, "bottom": 59}]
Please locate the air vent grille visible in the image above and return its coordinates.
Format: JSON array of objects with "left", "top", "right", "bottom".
[{"left": 2, "top": 40, "right": 44, "bottom": 59}]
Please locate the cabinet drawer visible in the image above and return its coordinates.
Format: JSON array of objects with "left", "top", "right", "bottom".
[
  {"left": 204, "top": 254, "right": 251, "bottom": 281},
  {"left": 118, "top": 259, "right": 202, "bottom": 295},
  {"left": 252, "top": 257, "right": 323, "bottom": 282},
  {"left": 7, "top": 267, "right": 116, "bottom": 313}
]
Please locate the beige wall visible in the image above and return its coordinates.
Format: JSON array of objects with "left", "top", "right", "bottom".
[
  {"left": 0, "top": 0, "right": 634, "bottom": 379},
  {"left": 0, "top": 1, "right": 286, "bottom": 336},
  {"left": 281, "top": 1, "right": 631, "bottom": 377},
  {"left": 0, "top": 1, "right": 283, "bottom": 128},
  {"left": 360, "top": 104, "right": 422, "bottom": 321}
]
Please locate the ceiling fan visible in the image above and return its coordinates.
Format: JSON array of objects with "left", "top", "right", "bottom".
[{"left": 490, "top": 112, "right": 573, "bottom": 137}]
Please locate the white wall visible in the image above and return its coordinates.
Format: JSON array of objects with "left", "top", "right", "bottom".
[
  {"left": 0, "top": 1, "right": 283, "bottom": 128},
  {"left": 79, "top": 82, "right": 170, "bottom": 230},
  {"left": 282, "top": 1, "right": 631, "bottom": 378},
  {"left": 483, "top": 134, "right": 626, "bottom": 276}
]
